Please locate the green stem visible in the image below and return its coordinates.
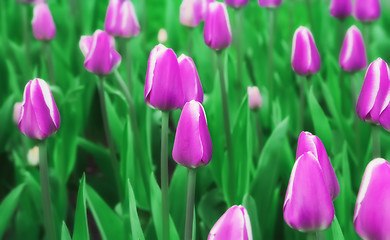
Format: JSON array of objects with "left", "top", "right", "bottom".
[
  {"left": 254, "top": 112, "right": 262, "bottom": 153},
  {"left": 306, "top": 231, "right": 324, "bottom": 240},
  {"left": 306, "top": 0, "right": 314, "bottom": 29},
  {"left": 267, "top": 9, "right": 275, "bottom": 103},
  {"left": 161, "top": 111, "right": 170, "bottom": 240},
  {"left": 184, "top": 168, "right": 197, "bottom": 240},
  {"left": 299, "top": 75, "right": 307, "bottom": 130},
  {"left": 97, "top": 76, "right": 122, "bottom": 202},
  {"left": 39, "top": 141, "right": 57, "bottom": 240},
  {"left": 363, "top": 23, "right": 371, "bottom": 60},
  {"left": 235, "top": 8, "right": 243, "bottom": 94},
  {"left": 188, "top": 27, "right": 193, "bottom": 56},
  {"left": 351, "top": 73, "right": 361, "bottom": 160},
  {"left": 22, "top": 4, "right": 31, "bottom": 78},
  {"left": 216, "top": 51, "right": 234, "bottom": 204},
  {"left": 338, "top": 19, "right": 345, "bottom": 49},
  {"left": 44, "top": 41, "right": 56, "bottom": 85},
  {"left": 372, "top": 125, "right": 381, "bottom": 158}
]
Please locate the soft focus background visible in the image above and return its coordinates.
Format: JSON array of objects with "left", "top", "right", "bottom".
[{"left": 0, "top": 0, "right": 390, "bottom": 239}]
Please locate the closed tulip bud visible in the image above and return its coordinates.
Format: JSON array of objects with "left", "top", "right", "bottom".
[
  {"left": 145, "top": 44, "right": 184, "bottom": 111},
  {"left": 296, "top": 131, "right": 340, "bottom": 200},
  {"left": 18, "top": 78, "right": 60, "bottom": 140},
  {"left": 172, "top": 101, "right": 212, "bottom": 168},
  {"left": 203, "top": 2, "right": 232, "bottom": 50},
  {"left": 27, "top": 146, "right": 40, "bottom": 166},
  {"left": 178, "top": 54, "right": 204, "bottom": 104},
  {"left": 79, "top": 30, "right": 121, "bottom": 75},
  {"left": 247, "top": 86, "right": 263, "bottom": 110},
  {"left": 284, "top": 152, "right": 335, "bottom": 232},
  {"left": 13, "top": 102, "right": 22, "bottom": 125},
  {"left": 354, "top": 0, "right": 381, "bottom": 22},
  {"left": 208, "top": 205, "right": 253, "bottom": 240},
  {"left": 157, "top": 28, "right": 168, "bottom": 43},
  {"left": 180, "top": 0, "right": 204, "bottom": 27},
  {"left": 354, "top": 158, "right": 390, "bottom": 240},
  {"left": 225, "top": 0, "right": 249, "bottom": 8},
  {"left": 356, "top": 58, "right": 390, "bottom": 125},
  {"left": 291, "top": 27, "right": 321, "bottom": 76},
  {"left": 330, "top": 0, "right": 352, "bottom": 19},
  {"left": 104, "top": 0, "right": 140, "bottom": 38},
  {"left": 258, "top": 0, "right": 282, "bottom": 8},
  {"left": 32, "top": 3, "right": 56, "bottom": 40},
  {"left": 339, "top": 26, "right": 367, "bottom": 72}
]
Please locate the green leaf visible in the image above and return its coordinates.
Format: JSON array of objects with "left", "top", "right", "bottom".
[
  {"left": 61, "top": 222, "right": 72, "bottom": 240},
  {"left": 0, "top": 184, "right": 25, "bottom": 238},
  {"left": 324, "top": 216, "right": 345, "bottom": 240},
  {"left": 73, "top": 174, "right": 89, "bottom": 240},
  {"left": 127, "top": 179, "right": 145, "bottom": 240},
  {"left": 242, "top": 194, "right": 262, "bottom": 240},
  {"left": 197, "top": 189, "right": 226, "bottom": 231},
  {"left": 169, "top": 165, "right": 187, "bottom": 239}
]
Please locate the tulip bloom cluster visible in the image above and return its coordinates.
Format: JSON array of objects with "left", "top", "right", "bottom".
[{"left": 330, "top": 0, "right": 381, "bottom": 21}]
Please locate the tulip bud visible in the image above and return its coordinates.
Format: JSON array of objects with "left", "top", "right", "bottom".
[
  {"left": 330, "top": 0, "right": 352, "bottom": 19},
  {"left": 296, "top": 131, "right": 340, "bottom": 200},
  {"left": 172, "top": 101, "right": 212, "bottom": 168},
  {"left": 356, "top": 58, "right": 390, "bottom": 124},
  {"left": 178, "top": 54, "right": 204, "bottom": 104},
  {"left": 203, "top": 2, "right": 232, "bottom": 50},
  {"left": 291, "top": 27, "right": 321, "bottom": 76},
  {"left": 79, "top": 30, "right": 121, "bottom": 75},
  {"left": 225, "top": 0, "right": 249, "bottom": 8},
  {"left": 354, "top": 158, "right": 390, "bottom": 240},
  {"left": 32, "top": 3, "right": 56, "bottom": 40},
  {"left": 354, "top": 0, "right": 381, "bottom": 22},
  {"left": 339, "top": 26, "right": 367, "bottom": 72},
  {"left": 180, "top": 0, "right": 204, "bottom": 27},
  {"left": 208, "top": 205, "right": 253, "bottom": 240},
  {"left": 13, "top": 102, "right": 22, "bottom": 125},
  {"left": 247, "top": 86, "right": 263, "bottom": 110},
  {"left": 284, "top": 152, "right": 335, "bottom": 232},
  {"left": 18, "top": 78, "right": 60, "bottom": 140},
  {"left": 145, "top": 44, "right": 184, "bottom": 111},
  {"left": 157, "top": 29, "right": 168, "bottom": 43},
  {"left": 258, "top": 0, "right": 282, "bottom": 8},
  {"left": 27, "top": 146, "right": 40, "bottom": 166},
  {"left": 104, "top": 0, "right": 140, "bottom": 38}
]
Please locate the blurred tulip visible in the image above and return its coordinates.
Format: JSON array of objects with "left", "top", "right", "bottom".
[
  {"left": 354, "top": 158, "right": 390, "bottom": 240},
  {"left": 79, "top": 30, "right": 121, "bottom": 75},
  {"left": 296, "top": 131, "right": 340, "bottom": 200},
  {"left": 284, "top": 152, "right": 335, "bottom": 231},
  {"left": 145, "top": 44, "right": 184, "bottom": 111},
  {"left": 172, "top": 100, "right": 212, "bottom": 168},
  {"left": 32, "top": 3, "right": 56, "bottom": 40},
  {"left": 27, "top": 146, "right": 40, "bottom": 166},
  {"left": 225, "top": 0, "right": 248, "bottom": 8},
  {"left": 13, "top": 102, "right": 22, "bottom": 125},
  {"left": 180, "top": 0, "right": 204, "bottom": 27},
  {"left": 354, "top": 0, "right": 381, "bottom": 22},
  {"left": 178, "top": 54, "right": 204, "bottom": 104},
  {"left": 247, "top": 86, "right": 263, "bottom": 110},
  {"left": 208, "top": 205, "right": 253, "bottom": 240},
  {"left": 291, "top": 27, "right": 321, "bottom": 76},
  {"left": 258, "top": 0, "right": 282, "bottom": 8},
  {"left": 158, "top": 28, "right": 168, "bottom": 43},
  {"left": 104, "top": 0, "right": 140, "bottom": 38},
  {"left": 18, "top": 78, "right": 60, "bottom": 140},
  {"left": 339, "top": 26, "right": 367, "bottom": 72},
  {"left": 356, "top": 58, "right": 390, "bottom": 125},
  {"left": 330, "top": 0, "right": 352, "bottom": 19},
  {"left": 203, "top": 2, "right": 232, "bottom": 50}
]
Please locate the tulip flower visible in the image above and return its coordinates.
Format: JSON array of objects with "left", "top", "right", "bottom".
[
  {"left": 178, "top": 54, "right": 204, "bottom": 104},
  {"left": 330, "top": 0, "right": 352, "bottom": 19},
  {"left": 18, "top": 78, "right": 60, "bottom": 140},
  {"left": 145, "top": 44, "right": 184, "bottom": 111},
  {"left": 32, "top": 3, "right": 56, "bottom": 40},
  {"left": 27, "top": 146, "right": 40, "bottom": 166},
  {"left": 258, "top": 0, "right": 282, "bottom": 8},
  {"left": 339, "top": 26, "right": 367, "bottom": 72},
  {"left": 13, "top": 102, "right": 22, "bottom": 125},
  {"left": 79, "top": 30, "right": 121, "bottom": 75},
  {"left": 208, "top": 205, "right": 253, "bottom": 240},
  {"left": 284, "top": 152, "right": 335, "bottom": 232},
  {"left": 225, "top": 0, "right": 249, "bottom": 8},
  {"left": 354, "top": 0, "right": 381, "bottom": 22},
  {"left": 104, "top": 0, "right": 140, "bottom": 38},
  {"left": 354, "top": 158, "right": 390, "bottom": 240},
  {"left": 291, "top": 26, "right": 321, "bottom": 76},
  {"left": 158, "top": 29, "right": 168, "bottom": 43},
  {"left": 247, "top": 86, "right": 263, "bottom": 111},
  {"left": 203, "top": 2, "right": 232, "bottom": 50},
  {"left": 296, "top": 131, "right": 340, "bottom": 200},
  {"left": 180, "top": 0, "right": 204, "bottom": 27}
]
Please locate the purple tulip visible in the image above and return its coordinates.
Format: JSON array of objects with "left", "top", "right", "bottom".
[
  {"left": 208, "top": 205, "right": 253, "bottom": 240},
  {"left": 291, "top": 27, "right": 321, "bottom": 76},
  {"left": 296, "top": 131, "right": 340, "bottom": 200},
  {"left": 203, "top": 2, "right": 232, "bottom": 50},
  {"left": 330, "top": 0, "right": 352, "bottom": 19},
  {"left": 354, "top": 158, "right": 390, "bottom": 240},
  {"left": 356, "top": 58, "right": 390, "bottom": 125},
  {"left": 18, "top": 78, "right": 60, "bottom": 140},
  {"left": 180, "top": 0, "right": 204, "bottom": 27},
  {"left": 145, "top": 44, "right": 184, "bottom": 111},
  {"left": 258, "top": 0, "right": 283, "bottom": 8},
  {"left": 32, "top": 3, "right": 56, "bottom": 40},
  {"left": 284, "top": 152, "right": 335, "bottom": 231},
  {"left": 178, "top": 54, "right": 204, "bottom": 104},
  {"left": 79, "top": 30, "right": 121, "bottom": 75},
  {"left": 247, "top": 86, "right": 263, "bottom": 110},
  {"left": 225, "top": 0, "right": 249, "bottom": 8},
  {"left": 13, "top": 102, "right": 22, "bottom": 125},
  {"left": 104, "top": 0, "right": 140, "bottom": 38},
  {"left": 354, "top": 0, "right": 381, "bottom": 22},
  {"left": 339, "top": 26, "right": 367, "bottom": 72},
  {"left": 172, "top": 100, "right": 212, "bottom": 168}
]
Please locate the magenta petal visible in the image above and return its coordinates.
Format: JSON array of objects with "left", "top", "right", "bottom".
[
  {"left": 203, "top": 2, "right": 232, "bottom": 50},
  {"left": 379, "top": 105, "right": 390, "bottom": 131},
  {"left": 247, "top": 86, "right": 262, "bottom": 110},
  {"left": 178, "top": 54, "right": 204, "bottom": 104},
  {"left": 79, "top": 36, "right": 93, "bottom": 57},
  {"left": 330, "top": 0, "right": 352, "bottom": 19},
  {"left": 180, "top": 0, "right": 204, "bottom": 27},
  {"left": 32, "top": 3, "right": 56, "bottom": 40},
  {"left": 283, "top": 152, "right": 335, "bottom": 232},
  {"left": 258, "top": 0, "right": 282, "bottom": 8},
  {"left": 354, "top": 158, "right": 390, "bottom": 240},
  {"left": 224, "top": 0, "right": 249, "bottom": 8},
  {"left": 339, "top": 26, "right": 367, "bottom": 72},
  {"left": 354, "top": 0, "right": 381, "bottom": 22}
]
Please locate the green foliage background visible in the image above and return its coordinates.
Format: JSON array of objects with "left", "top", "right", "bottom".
[{"left": 0, "top": 0, "right": 390, "bottom": 239}]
